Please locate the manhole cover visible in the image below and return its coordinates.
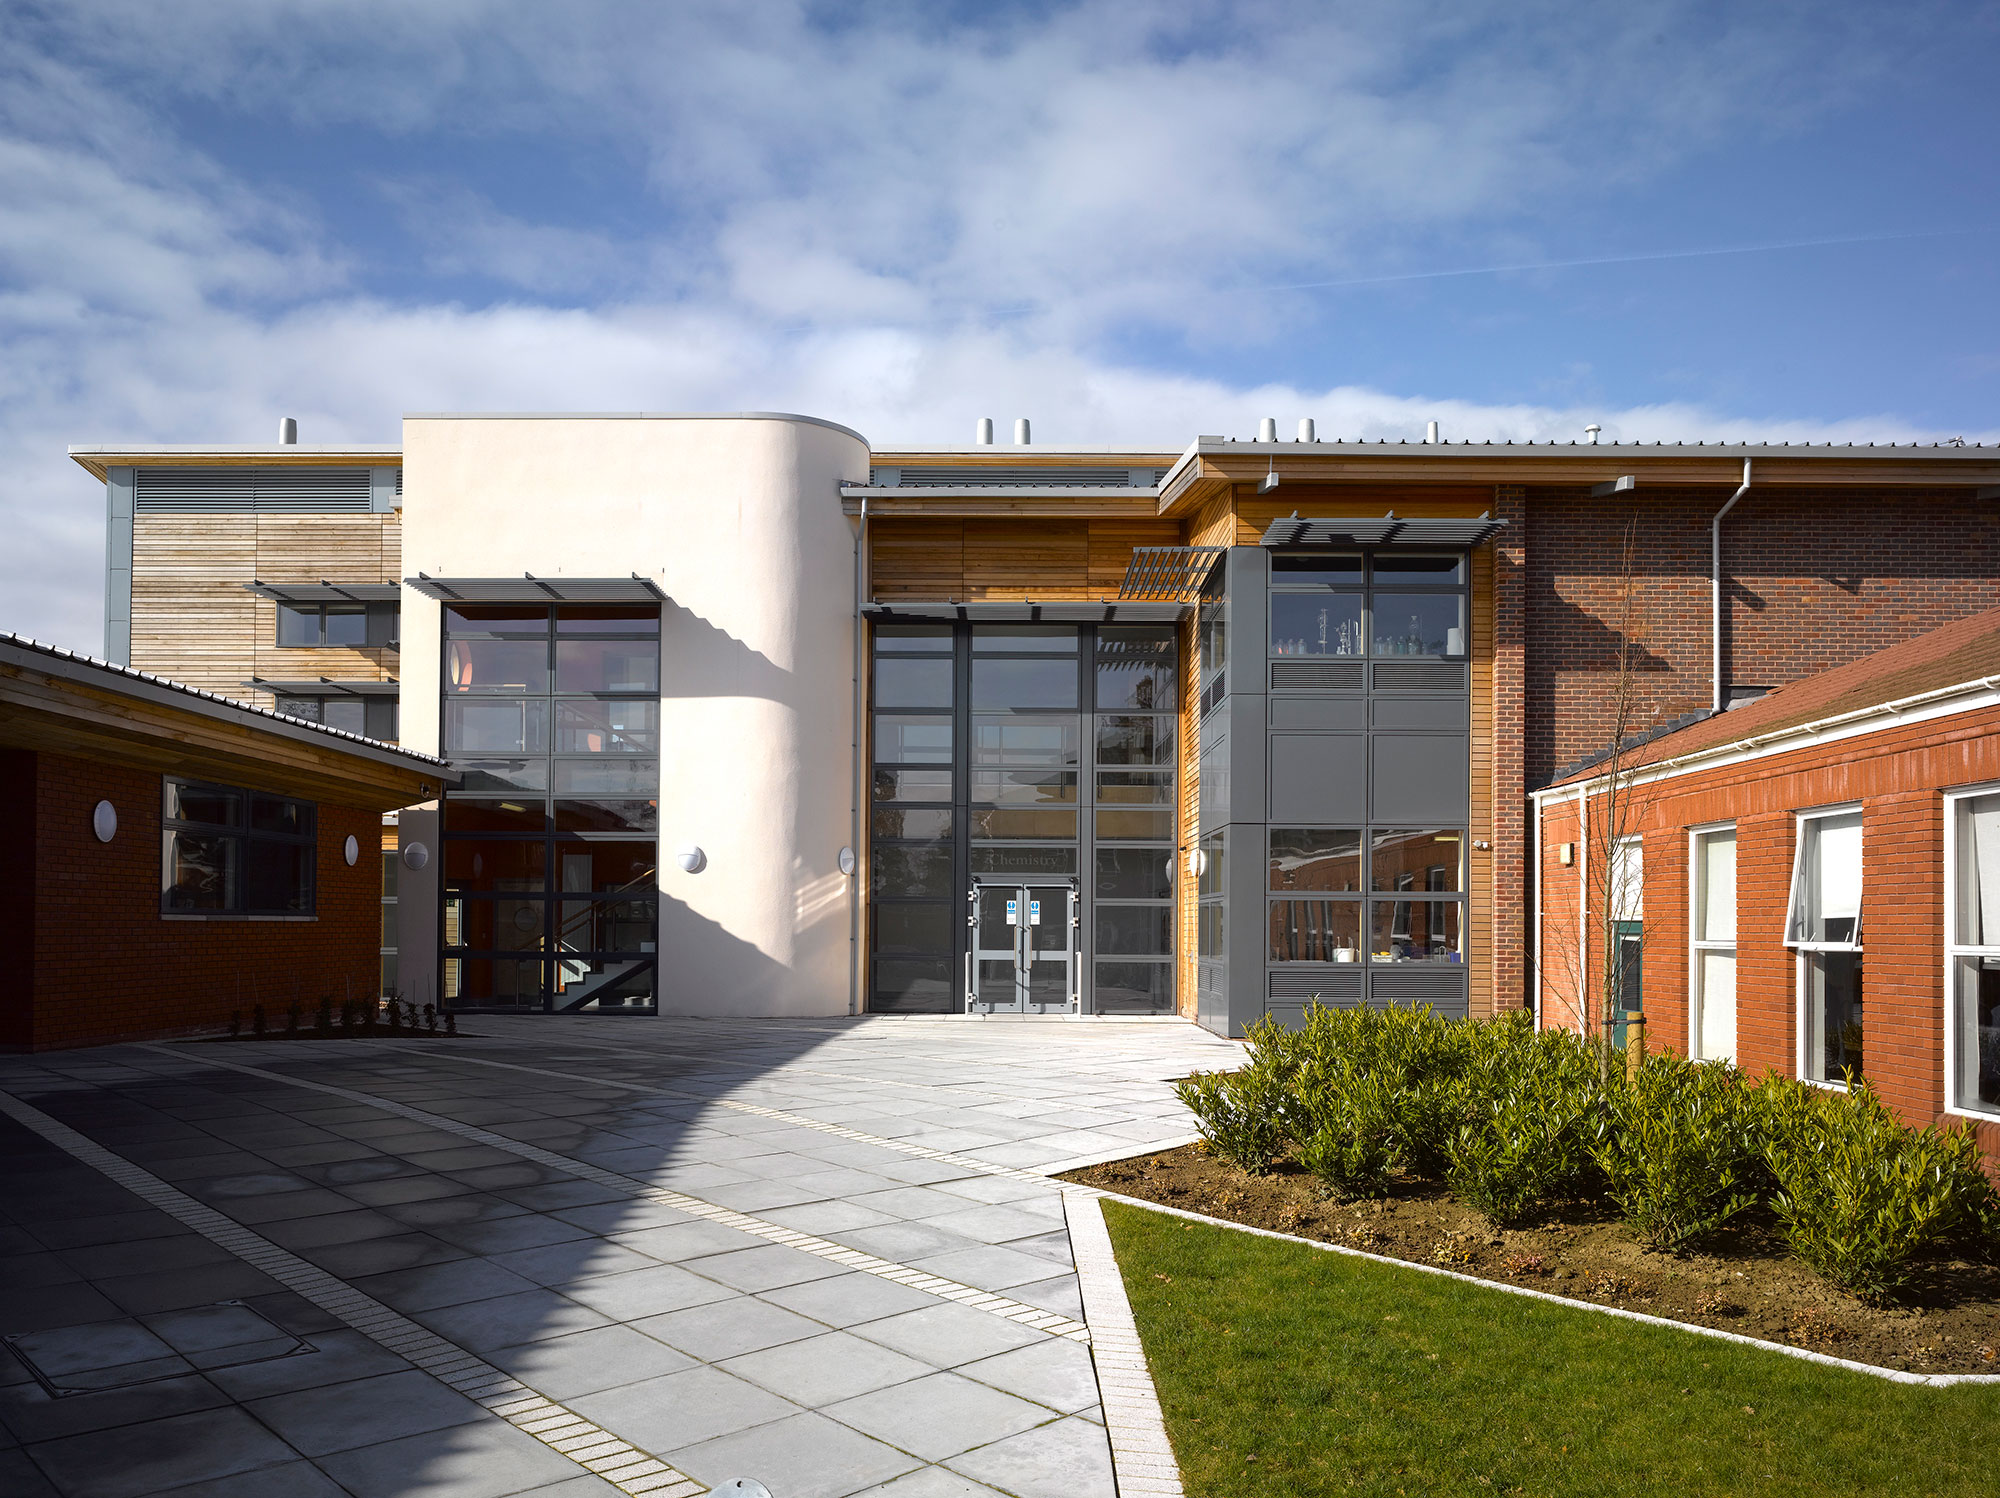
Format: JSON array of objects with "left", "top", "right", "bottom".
[{"left": 4, "top": 1301, "right": 314, "bottom": 1397}]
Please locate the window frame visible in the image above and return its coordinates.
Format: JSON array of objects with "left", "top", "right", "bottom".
[
  {"left": 1688, "top": 821, "right": 1737, "bottom": 1062},
  {"left": 1943, "top": 783, "right": 2000, "bottom": 1121},
  {"left": 1786, "top": 805, "right": 1865, "bottom": 1088},
  {"left": 160, "top": 776, "right": 317, "bottom": 920},
  {"left": 1267, "top": 550, "right": 1471, "bottom": 662}
]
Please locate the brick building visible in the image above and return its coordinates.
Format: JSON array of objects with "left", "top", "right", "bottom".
[
  {"left": 1534, "top": 608, "right": 2000, "bottom": 1148},
  {"left": 0, "top": 632, "right": 451, "bottom": 1050},
  {"left": 67, "top": 417, "right": 2000, "bottom": 1032}
]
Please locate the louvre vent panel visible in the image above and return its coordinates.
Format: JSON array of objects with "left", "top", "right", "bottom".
[
  {"left": 395, "top": 467, "right": 404, "bottom": 495},
  {"left": 1370, "top": 966, "right": 1469, "bottom": 1012},
  {"left": 1267, "top": 966, "right": 1363, "bottom": 1001},
  {"left": 135, "top": 468, "right": 372, "bottom": 513},
  {"left": 1371, "top": 661, "right": 1468, "bottom": 693},
  {"left": 1270, "top": 660, "right": 1365, "bottom": 692}
]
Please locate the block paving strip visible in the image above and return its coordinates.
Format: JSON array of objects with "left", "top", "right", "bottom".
[
  {"left": 151, "top": 1046, "right": 1092, "bottom": 1344},
  {"left": 1064, "top": 1192, "right": 1186, "bottom": 1496},
  {"left": 0, "top": 1085, "right": 703, "bottom": 1497}
]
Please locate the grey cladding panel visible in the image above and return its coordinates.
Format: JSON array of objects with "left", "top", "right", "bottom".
[
  {"left": 1373, "top": 697, "right": 1469, "bottom": 730},
  {"left": 1370, "top": 965, "right": 1468, "bottom": 1017},
  {"left": 1269, "top": 734, "right": 1365, "bottom": 822},
  {"left": 1370, "top": 734, "right": 1468, "bottom": 822},
  {"left": 1372, "top": 661, "right": 1467, "bottom": 693},
  {"left": 1269, "top": 966, "right": 1362, "bottom": 1002},
  {"left": 1271, "top": 697, "right": 1366, "bottom": 731},
  {"left": 1199, "top": 735, "right": 1228, "bottom": 829},
  {"left": 1270, "top": 660, "right": 1364, "bottom": 692}
]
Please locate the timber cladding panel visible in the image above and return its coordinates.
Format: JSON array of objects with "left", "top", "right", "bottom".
[
  {"left": 131, "top": 512, "right": 401, "bottom": 706},
  {"left": 868, "top": 518, "right": 1178, "bottom": 599}
]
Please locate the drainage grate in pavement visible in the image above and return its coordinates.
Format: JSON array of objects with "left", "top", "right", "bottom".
[{"left": 3, "top": 1300, "right": 313, "bottom": 1397}]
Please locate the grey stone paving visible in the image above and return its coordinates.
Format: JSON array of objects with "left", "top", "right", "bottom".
[{"left": 0, "top": 1016, "right": 1241, "bottom": 1497}]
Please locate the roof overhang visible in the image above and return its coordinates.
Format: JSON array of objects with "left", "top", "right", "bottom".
[
  {"left": 863, "top": 600, "right": 1187, "bottom": 623},
  {"left": 245, "top": 581, "right": 401, "bottom": 604},
  {"left": 404, "top": 574, "right": 667, "bottom": 604},
  {"left": 68, "top": 446, "right": 401, "bottom": 482},
  {"left": 1260, "top": 515, "right": 1509, "bottom": 548},
  {"left": 0, "top": 635, "right": 450, "bottom": 811}
]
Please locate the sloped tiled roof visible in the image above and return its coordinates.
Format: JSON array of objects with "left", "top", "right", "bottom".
[{"left": 1551, "top": 605, "right": 2000, "bottom": 788}]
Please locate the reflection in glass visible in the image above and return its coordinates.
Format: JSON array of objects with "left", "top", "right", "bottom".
[
  {"left": 1097, "top": 846, "right": 1173, "bottom": 900},
  {"left": 972, "top": 658, "right": 1078, "bottom": 711},
  {"left": 972, "top": 770, "right": 1077, "bottom": 805},
  {"left": 875, "top": 625, "right": 953, "bottom": 652},
  {"left": 1097, "top": 905, "right": 1173, "bottom": 956},
  {"left": 874, "top": 715, "right": 953, "bottom": 763},
  {"left": 874, "top": 767, "right": 953, "bottom": 802},
  {"left": 1096, "top": 627, "right": 1176, "bottom": 710},
  {"left": 1370, "top": 898, "right": 1462, "bottom": 962},
  {"left": 973, "top": 716, "right": 1079, "bottom": 765},
  {"left": 875, "top": 903, "right": 955, "bottom": 955},
  {"left": 872, "top": 808, "right": 953, "bottom": 841},
  {"left": 970, "top": 807, "right": 1078, "bottom": 840},
  {"left": 554, "top": 607, "right": 659, "bottom": 635},
  {"left": 554, "top": 759, "right": 662, "bottom": 796},
  {"left": 167, "top": 783, "right": 241, "bottom": 827},
  {"left": 1269, "top": 899, "right": 1361, "bottom": 961},
  {"left": 445, "top": 606, "right": 546, "bottom": 635},
  {"left": 872, "top": 843, "right": 954, "bottom": 896},
  {"left": 445, "top": 840, "right": 547, "bottom": 892},
  {"left": 1096, "top": 716, "right": 1173, "bottom": 765},
  {"left": 1095, "top": 961, "right": 1174, "bottom": 1015},
  {"left": 322, "top": 607, "right": 367, "bottom": 647},
  {"left": 1270, "top": 591, "right": 1363, "bottom": 656},
  {"left": 1270, "top": 829, "right": 1362, "bottom": 891},
  {"left": 1804, "top": 952, "right": 1864, "bottom": 1084},
  {"left": 1371, "top": 592, "right": 1466, "bottom": 657},
  {"left": 971, "top": 626, "right": 1076, "bottom": 652},
  {"left": 554, "top": 700, "right": 658, "bottom": 753},
  {"left": 165, "top": 832, "right": 233, "bottom": 910},
  {"left": 447, "top": 638, "right": 549, "bottom": 693},
  {"left": 1370, "top": 830, "right": 1462, "bottom": 892},
  {"left": 970, "top": 845, "right": 1077, "bottom": 876},
  {"left": 555, "top": 639, "right": 660, "bottom": 695},
  {"left": 442, "top": 799, "right": 548, "bottom": 834},
  {"left": 446, "top": 700, "right": 549, "bottom": 755},
  {"left": 552, "top": 799, "right": 658, "bottom": 833},
  {"left": 874, "top": 657, "right": 954, "bottom": 708}
]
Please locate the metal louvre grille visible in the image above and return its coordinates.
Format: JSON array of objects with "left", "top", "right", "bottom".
[
  {"left": 136, "top": 468, "right": 372, "bottom": 513},
  {"left": 1270, "top": 660, "right": 1365, "bottom": 691},
  {"left": 395, "top": 468, "right": 403, "bottom": 496},
  {"left": 1118, "top": 545, "right": 1227, "bottom": 601},
  {"left": 881, "top": 466, "right": 1154, "bottom": 487},
  {"left": 1268, "top": 966, "right": 1363, "bottom": 1000},
  {"left": 1370, "top": 966, "right": 1468, "bottom": 1012},
  {"left": 1371, "top": 661, "right": 1467, "bottom": 693}
]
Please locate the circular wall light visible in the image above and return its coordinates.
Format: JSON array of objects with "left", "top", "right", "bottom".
[
  {"left": 1187, "top": 847, "right": 1207, "bottom": 878},
  {"left": 343, "top": 834, "right": 360, "bottom": 866},
  {"left": 837, "top": 846, "right": 857, "bottom": 877},
  {"left": 91, "top": 800, "right": 117, "bottom": 844},
  {"left": 403, "top": 842, "right": 430, "bottom": 871},
  {"left": 676, "top": 845, "right": 707, "bottom": 875}
]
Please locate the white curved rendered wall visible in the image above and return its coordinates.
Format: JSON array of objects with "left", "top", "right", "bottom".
[{"left": 398, "top": 414, "right": 866, "bottom": 1017}]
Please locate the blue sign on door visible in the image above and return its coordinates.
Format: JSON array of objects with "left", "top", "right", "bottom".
[
  {"left": 1005, "top": 899, "right": 1018, "bottom": 925},
  {"left": 1029, "top": 900, "right": 1041, "bottom": 925}
]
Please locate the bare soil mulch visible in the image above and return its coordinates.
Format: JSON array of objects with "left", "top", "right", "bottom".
[{"left": 1062, "top": 1144, "right": 2000, "bottom": 1376}]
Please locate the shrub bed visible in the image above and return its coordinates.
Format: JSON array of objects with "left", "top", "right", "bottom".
[{"left": 1171, "top": 1005, "right": 1997, "bottom": 1303}]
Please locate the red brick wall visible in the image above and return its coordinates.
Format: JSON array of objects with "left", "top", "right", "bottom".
[
  {"left": 1538, "top": 703, "right": 2000, "bottom": 1157},
  {"left": 16, "top": 751, "right": 384, "bottom": 1051},
  {"left": 0, "top": 749, "right": 37, "bottom": 1047},
  {"left": 1521, "top": 485, "right": 2000, "bottom": 789}
]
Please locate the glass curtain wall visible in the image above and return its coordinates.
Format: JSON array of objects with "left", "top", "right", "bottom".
[
  {"left": 1269, "top": 553, "right": 1467, "bottom": 659},
  {"left": 868, "top": 621, "right": 1178, "bottom": 1013},
  {"left": 440, "top": 605, "right": 661, "bottom": 1012}
]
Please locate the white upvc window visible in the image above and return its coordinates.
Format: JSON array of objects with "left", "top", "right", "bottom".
[
  {"left": 1786, "top": 807, "right": 1863, "bottom": 1086},
  {"left": 1690, "top": 825, "right": 1737, "bottom": 1063},
  {"left": 1945, "top": 788, "right": 2000, "bottom": 1119}
]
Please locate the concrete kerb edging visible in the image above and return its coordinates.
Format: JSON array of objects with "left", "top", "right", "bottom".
[
  {"left": 1064, "top": 1192, "right": 1185, "bottom": 1497},
  {"left": 1085, "top": 1185, "right": 2000, "bottom": 1389}
]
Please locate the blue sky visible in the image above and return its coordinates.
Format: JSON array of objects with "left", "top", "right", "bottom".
[{"left": 3, "top": 0, "right": 1997, "bottom": 648}]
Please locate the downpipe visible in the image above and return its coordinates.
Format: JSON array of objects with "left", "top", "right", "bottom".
[{"left": 1711, "top": 459, "right": 1753, "bottom": 714}]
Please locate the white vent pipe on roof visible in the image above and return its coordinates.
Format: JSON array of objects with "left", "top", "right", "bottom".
[
  {"left": 1585, "top": 424, "right": 1602, "bottom": 445},
  {"left": 1298, "top": 418, "right": 1316, "bottom": 442},
  {"left": 1014, "top": 418, "right": 1031, "bottom": 445},
  {"left": 1258, "top": 417, "right": 1277, "bottom": 442},
  {"left": 976, "top": 417, "right": 994, "bottom": 445},
  {"left": 279, "top": 417, "right": 297, "bottom": 445},
  {"left": 1425, "top": 420, "right": 1440, "bottom": 444},
  {"left": 1711, "top": 458, "right": 1754, "bottom": 713}
]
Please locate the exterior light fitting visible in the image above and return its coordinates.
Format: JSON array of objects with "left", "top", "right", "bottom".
[{"left": 677, "top": 845, "right": 707, "bottom": 874}]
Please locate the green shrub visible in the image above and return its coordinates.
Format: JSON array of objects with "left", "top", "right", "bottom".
[
  {"left": 1177, "top": 1063, "right": 1291, "bottom": 1175},
  {"left": 1287, "top": 1060, "right": 1400, "bottom": 1199},
  {"left": 1447, "top": 1027, "right": 1602, "bottom": 1225},
  {"left": 1760, "top": 1077, "right": 1998, "bottom": 1300},
  {"left": 1592, "top": 1053, "right": 1759, "bottom": 1252}
]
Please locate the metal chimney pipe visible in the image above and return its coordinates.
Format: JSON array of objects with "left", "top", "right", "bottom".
[
  {"left": 279, "top": 417, "right": 298, "bottom": 445},
  {"left": 976, "top": 418, "right": 994, "bottom": 445},
  {"left": 1425, "top": 420, "right": 1439, "bottom": 444},
  {"left": 1258, "top": 417, "right": 1277, "bottom": 443},
  {"left": 1585, "top": 424, "right": 1602, "bottom": 445},
  {"left": 1014, "top": 418, "right": 1031, "bottom": 446},
  {"left": 1297, "top": 418, "right": 1316, "bottom": 443}
]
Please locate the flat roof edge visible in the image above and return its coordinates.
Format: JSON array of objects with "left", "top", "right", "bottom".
[{"left": 402, "top": 411, "right": 870, "bottom": 446}]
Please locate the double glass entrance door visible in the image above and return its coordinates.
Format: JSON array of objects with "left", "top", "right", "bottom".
[{"left": 968, "top": 880, "right": 1077, "bottom": 1013}]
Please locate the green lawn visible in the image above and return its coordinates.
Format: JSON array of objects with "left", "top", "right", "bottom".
[{"left": 1103, "top": 1200, "right": 2000, "bottom": 1497}]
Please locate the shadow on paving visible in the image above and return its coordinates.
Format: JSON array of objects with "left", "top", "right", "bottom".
[{"left": 0, "top": 1016, "right": 1209, "bottom": 1498}]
